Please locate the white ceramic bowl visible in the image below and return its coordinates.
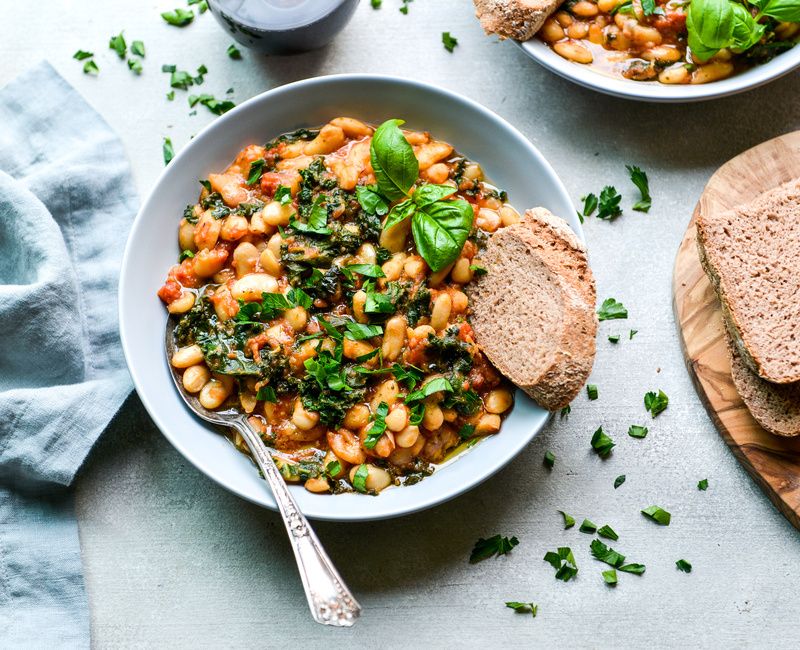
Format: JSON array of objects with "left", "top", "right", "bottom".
[
  {"left": 119, "top": 74, "right": 579, "bottom": 521},
  {"left": 519, "top": 39, "right": 800, "bottom": 102}
]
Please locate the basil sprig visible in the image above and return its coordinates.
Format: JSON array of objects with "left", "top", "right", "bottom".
[
  {"left": 370, "top": 119, "right": 473, "bottom": 272},
  {"left": 687, "top": 0, "right": 799, "bottom": 63}
]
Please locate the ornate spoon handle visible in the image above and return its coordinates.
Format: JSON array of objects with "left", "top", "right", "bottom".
[{"left": 232, "top": 419, "right": 361, "bottom": 627}]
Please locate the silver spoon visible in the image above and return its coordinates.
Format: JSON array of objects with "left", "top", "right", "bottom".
[{"left": 165, "top": 318, "right": 361, "bottom": 627}]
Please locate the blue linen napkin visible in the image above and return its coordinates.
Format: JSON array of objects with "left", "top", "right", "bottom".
[{"left": 0, "top": 62, "right": 135, "bottom": 646}]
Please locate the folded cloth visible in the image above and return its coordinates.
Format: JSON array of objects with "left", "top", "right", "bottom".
[{"left": 0, "top": 62, "right": 135, "bottom": 646}]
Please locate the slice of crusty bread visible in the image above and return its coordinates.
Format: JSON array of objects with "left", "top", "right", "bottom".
[
  {"left": 728, "top": 337, "right": 800, "bottom": 437},
  {"left": 473, "top": 0, "right": 561, "bottom": 41},
  {"left": 468, "top": 208, "right": 597, "bottom": 411},
  {"left": 697, "top": 179, "right": 800, "bottom": 384}
]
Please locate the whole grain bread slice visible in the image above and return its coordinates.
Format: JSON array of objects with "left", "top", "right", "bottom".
[
  {"left": 696, "top": 178, "right": 800, "bottom": 384},
  {"left": 473, "top": 0, "right": 561, "bottom": 41},
  {"left": 468, "top": 208, "right": 597, "bottom": 411},
  {"left": 728, "top": 336, "right": 800, "bottom": 437}
]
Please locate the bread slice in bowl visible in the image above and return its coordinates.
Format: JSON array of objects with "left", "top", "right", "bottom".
[
  {"left": 473, "top": 0, "right": 562, "bottom": 41},
  {"left": 468, "top": 208, "right": 596, "bottom": 411},
  {"left": 728, "top": 337, "right": 800, "bottom": 437},
  {"left": 696, "top": 178, "right": 800, "bottom": 385}
]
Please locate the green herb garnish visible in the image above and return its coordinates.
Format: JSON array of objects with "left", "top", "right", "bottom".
[
  {"left": 73, "top": 50, "right": 93, "bottom": 60},
  {"left": 352, "top": 463, "right": 369, "bottom": 493},
  {"left": 581, "top": 193, "right": 598, "bottom": 219},
  {"left": 597, "top": 525, "right": 618, "bottom": 541},
  {"left": 590, "top": 539, "right": 625, "bottom": 568},
  {"left": 627, "top": 165, "right": 651, "bottom": 212},
  {"left": 246, "top": 159, "right": 266, "bottom": 185},
  {"left": 580, "top": 519, "right": 597, "bottom": 534},
  {"left": 641, "top": 505, "right": 671, "bottom": 525},
  {"left": 163, "top": 137, "right": 174, "bottom": 166},
  {"left": 598, "top": 298, "right": 627, "bottom": 321},
  {"left": 559, "top": 510, "right": 575, "bottom": 529},
  {"left": 127, "top": 59, "right": 143, "bottom": 75},
  {"left": 179, "top": 249, "right": 194, "bottom": 262},
  {"left": 131, "top": 40, "right": 145, "bottom": 57},
  {"left": 544, "top": 450, "right": 556, "bottom": 468},
  {"left": 644, "top": 390, "right": 669, "bottom": 417},
  {"left": 628, "top": 425, "right": 648, "bottom": 439},
  {"left": 608, "top": 335, "right": 620, "bottom": 343},
  {"left": 591, "top": 427, "right": 615, "bottom": 458},
  {"left": 505, "top": 601, "right": 537, "bottom": 617},
  {"left": 256, "top": 385, "right": 277, "bottom": 403},
  {"left": 676, "top": 559, "right": 692, "bottom": 573},
  {"left": 587, "top": 384, "right": 598, "bottom": 400},
  {"left": 698, "top": 478, "right": 709, "bottom": 491},
  {"left": 364, "top": 402, "right": 389, "bottom": 449},
  {"left": 629, "top": 329, "right": 638, "bottom": 339},
  {"left": 614, "top": 475, "right": 626, "bottom": 489},
  {"left": 470, "top": 535, "right": 519, "bottom": 563},
  {"left": 442, "top": 31, "right": 458, "bottom": 52},
  {"left": 597, "top": 186, "right": 622, "bottom": 220},
  {"left": 161, "top": 8, "right": 195, "bottom": 26},
  {"left": 543, "top": 547, "right": 578, "bottom": 581},
  {"left": 109, "top": 32, "right": 126, "bottom": 58},
  {"left": 227, "top": 44, "right": 242, "bottom": 59},
  {"left": 83, "top": 60, "right": 99, "bottom": 75}
]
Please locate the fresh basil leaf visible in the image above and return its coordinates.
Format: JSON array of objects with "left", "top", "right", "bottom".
[
  {"left": 412, "top": 199, "right": 473, "bottom": 272},
  {"left": 413, "top": 183, "right": 457, "bottom": 208},
  {"left": 641, "top": 505, "right": 671, "bottom": 525},
  {"left": 405, "top": 377, "right": 453, "bottom": 403},
  {"left": 352, "top": 463, "right": 369, "bottom": 492},
  {"left": 370, "top": 119, "right": 418, "bottom": 201},
  {"left": 364, "top": 402, "right": 389, "bottom": 449},
  {"left": 346, "top": 263, "right": 385, "bottom": 278},
  {"left": 470, "top": 534, "right": 519, "bottom": 563},
  {"left": 291, "top": 195, "right": 331, "bottom": 235},
  {"left": 601, "top": 568, "right": 618, "bottom": 585},
  {"left": 382, "top": 197, "right": 415, "bottom": 232},
  {"left": 246, "top": 159, "right": 265, "bottom": 185},
  {"left": 614, "top": 474, "right": 626, "bottom": 489},
  {"left": 598, "top": 297, "right": 628, "bottom": 321},
  {"left": 256, "top": 385, "right": 277, "bottom": 402},
  {"left": 687, "top": 0, "right": 735, "bottom": 62},
  {"left": 730, "top": 3, "right": 765, "bottom": 51},
  {"left": 356, "top": 184, "right": 390, "bottom": 216},
  {"left": 698, "top": 478, "right": 709, "bottom": 491},
  {"left": 442, "top": 31, "right": 459, "bottom": 52},
  {"left": 163, "top": 137, "right": 174, "bottom": 166},
  {"left": 626, "top": 165, "right": 651, "bottom": 212},
  {"left": 109, "top": 32, "right": 126, "bottom": 58},
  {"left": 580, "top": 519, "right": 597, "bottom": 534},
  {"left": 597, "top": 525, "right": 618, "bottom": 541},
  {"left": 758, "top": 0, "right": 800, "bottom": 22},
  {"left": 544, "top": 450, "right": 556, "bottom": 468},
  {"left": 559, "top": 510, "right": 575, "bottom": 529},
  {"left": 591, "top": 427, "right": 615, "bottom": 458},
  {"left": 392, "top": 363, "right": 424, "bottom": 390},
  {"left": 644, "top": 390, "right": 669, "bottom": 417},
  {"left": 344, "top": 321, "right": 383, "bottom": 340},
  {"left": 161, "top": 7, "right": 195, "bottom": 26},
  {"left": 676, "top": 559, "right": 692, "bottom": 573},
  {"left": 628, "top": 424, "right": 648, "bottom": 439}
]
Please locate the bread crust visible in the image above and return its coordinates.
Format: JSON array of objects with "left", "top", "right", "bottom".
[
  {"left": 473, "top": 0, "right": 562, "bottom": 41},
  {"left": 696, "top": 179, "right": 800, "bottom": 384},
  {"left": 468, "top": 209, "right": 596, "bottom": 411}
]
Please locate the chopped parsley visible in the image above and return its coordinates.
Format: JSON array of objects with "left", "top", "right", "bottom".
[
  {"left": 589, "top": 539, "right": 626, "bottom": 568},
  {"left": 614, "top": 474, "right": 626, "bottom": 489},
  {"left": 644, "top": 390, "right": 669, "bottom": 417},
  {"left": 591, "top": 427, "right": 615, "bottom": 458},
  {"left": 188, "top": 93, "right": 236, "bottom": 116},
  {"left": 83, "top": 60, "right": 99, "bottom": 75},
  {"left": 442, "top": 32, "right": 458, "bottom": 52},
  {"left": 543, "top": 547, "right": 578, "bottom": 582},
  {"left": 363, "top": 402, "right": 389, "bottom": 449},
  {"left": 597, "top": 297, "right": 628, "bottom": 321},
  {"left": 127, "top": 59, "right": 143, "bottom": 75},
  {"left": 579, "top": 519, "right": 597, "bottom": 534},
  {"left": 163, "top": 137, "right": 174, "bottom": 166},
  {"left": 544, "top": 450, "right": 555, "bottom": 468},
  {"left": 325, "top": 460, "right": 342, "bottom": 478},
  {"left": 641, "top": 505, "right": 671, "bottom": 525},
  {"left": 619, "top": 563, "right": 646, "bottom": 574},
  {"left": 109, "top": 32, "right": 126, "bottom": 58},
  {"left": 227, "top": 43, "right": 242, "bottom": 59},
  {"left": 73, "top": 50, "right": 93, "bottom": 60},
  {"left": 400, "top": 0, "right": 413, "bottom": 13},
  {"left": 246, "top": 159, "right": 266, "bottom": 185},
  {"left": 130, "top": 40, "right": 145, "bottom": 57},
  {"left": 627, "top": 165, "right": 651, "bottom": 212},
  {"left": 628, "top": 425, "right": 648, "bottom": 439},
  {"left": 698, "top": 478, "right": 709, "bottom": 491},
  {"left": 629, "top": 329, "right": 638, "bottom": 339},
  {"left": 469, "top": 535, "right": 519, "bottom": 563},
  {"left": 179, "top": 249, "right": 194, "bottom": 262},
  {"left": 505, "top": 601, "right": 537, "bottom": 617},
  {"left": 344, "top": 321, "right": 382, "bottom": 340},
  {"left": 587, "top": 384, "right": 598, "bottom": 400},
  {"left": 608, "top": 335, "right": 620, "bottom": 343},
  {"left": 597, "top": 185, "right": 622, "bottom": 220},
  {"left": 560, "top": 404, "right": 571, "bottom": 417},
  {"left": 559, "top": 510, "right": 575, "bottom": 529},
  {"left": 676, "top": 559, "right": 692, "bottom": 573},
  {"left": 352, "top": 463, "right": 369, "bottom": 493},
  {"left": 166, "top": 90, "right": 175, "bottom": 101},
  {"left": 161, "top": 8, "right": 195, "bottom": 26},
  {"left": 371, "top": 0, "right": 382, "bottom": 7},
  {"left": 256, "top": 385, "right": 277, "bottom": 403},
  {"left": 602, "top": 568, "right": 618, "bottom": 585},
  {"left": 580, "top": 193, "right": 598, "bottom": 220},
  {"left": 597, "top": 525, "right": 618, "bottom": 541},
  {"left": 405, "top": 376, "right": 453, "bottom": 404}
]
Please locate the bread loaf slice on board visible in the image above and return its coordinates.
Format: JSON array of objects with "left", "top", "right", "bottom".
[
  {"left": 473, "top": 0, "right": 561, "bottom": 41},
  {"left": 696, "top": 178, "right": 800, "bottom": 384},
  {"left": 728, "top": 338, "right": 800, "bottom": 437},
  {"left": 468, "top": 208, "right": 597, "bottom": 411}
]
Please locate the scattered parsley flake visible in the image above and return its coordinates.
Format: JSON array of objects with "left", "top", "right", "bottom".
[
  {"left": 73, "top": 50, "right": 93, "bottom": 60},
  {"left": 602, "top": 568, "right": 617, "bottom": 585},
  {"left": 442, "top": 32, "right": 458, "bottom": 52},
  {"left": 629, "top": 329, "right": 638, "bottom": 339},
  {"left": 608, "top": 335, "right": 620, "bottom": 343},
  {"left": 83, "top": 60, "right": 99, "bottom": 75},
  {"left": 614, "top": 475, "right": 626, "bottom": 489},
  {"left": 352, "top": 463, "right": 369, "bottom": 493},
  {"left": 676, "top": 559, "right": 692, "bottom": 573},
  {"left": 227, "top": 43, "right": 242, "bottom": 59},
  {"left": 161, "top": 8, "right": 195, "bottom": 26},
  {"left": 256, "top": 385, "right": 277, "bottom": 403},
  {"left": 641, "top": 505, "right": 671, "bottom": 525},
  {"left": 559, "top": 510, "right": 575, "bottom": 529},
  {"left": 597, "top": 525, "right": 618, "bottom": 541},
  {"left": 543, "top": 547, "right": 578, "bottom": 582},
  {"left": 597, "top": 185, "right": 622, "bottom": 219},
  {"left": 590, "top": 539, "right": 625, "bottom": 568},
  {"left": 591, "top": 427, "right": 615, "bottom": 458},
  {"left": 109, "top": 32, "right": 126, "bottom": 58},
  {"left": 698, "top": 478, "right": 709, "bottom": 491},
  {"left": 627, "top": 164, "right": 652, "bottom": 212},
  {"left": 469, "top": 535, "right": 519, "bottom": 563},
  {"left": 127, "top": 58, "right": 143, "bottom": 75},
  {"left": 371, "top": 0, "right": 382, "bottom": 7},
  {"left": 598, "top": 297, "right": 628, "bottom": 321},
  {"left": 130, "top": 40, "right": 145, "bottom": 57},
  {"left": 399, "top": 0, "right": 413, "bottom": 13},
  {"left": 628, "top": 425, "right": 648, "bottom": 439},
  {"left": 560, "top": 404, "right": 571, "bottom": 417},
  {"left": 579, "top": 519, "right": 597, "bottom": 534},
  {"left": 162, "top": 137, "right": 174, "bottom": 166},
  {"left": 587, "top": 384, "right": 598, "bottom": 400},
  {"left": 644, "top": 390, "right": 669, "bottom": 417},
  {"left": 581, "top": 193, "right": 598, "bottom": 219},
  {"left": 618, "top": 563, "right": 646, "bottom": 574},
  {"left": 505, "top": 601, "right": 537, "bottom": 617},
  {"left": 544, "top": 450, "right": 555, "bottom": 469},
  {"left": 166, "top": 90, "right": 175, "bottom": 101},
  {"left": 179, "top": 249, "right": 194, "bottom": 262}
]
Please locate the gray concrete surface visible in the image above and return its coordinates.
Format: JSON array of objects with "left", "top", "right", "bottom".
[{"left": 3, "top": 1, "right": 800, "bottom": 647}]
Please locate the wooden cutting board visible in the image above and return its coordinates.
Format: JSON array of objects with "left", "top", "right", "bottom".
[{"left": 672, "top": 131, "right": 800, "bottom": 530}]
